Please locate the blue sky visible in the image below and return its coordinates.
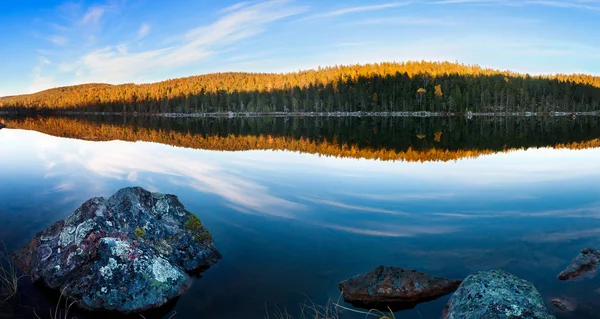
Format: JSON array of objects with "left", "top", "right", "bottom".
[{"left": 1, "top": 0, "right": 599, "bottom": 97}]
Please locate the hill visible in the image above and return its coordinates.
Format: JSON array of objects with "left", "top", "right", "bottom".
[{"left": 1, "top": 61, "right": 600, "bottom": 114}]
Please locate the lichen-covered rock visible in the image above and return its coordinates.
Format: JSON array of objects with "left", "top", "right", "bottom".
[
  {"left": 339, "top": 266, "right": 461, "bottom": 310},
  {"left": 14, "top": 187, "right": 221, "bottom": 313},
  {"left": 558, "top": 248, "right": 600, "bottom": 281},
  {"left": 443, "top": 270, "right": 555, "bottom": 319}
]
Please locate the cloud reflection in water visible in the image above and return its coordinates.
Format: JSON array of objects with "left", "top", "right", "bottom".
[{"left": 2, "top": 128, "right": 600, "bottom": 241}]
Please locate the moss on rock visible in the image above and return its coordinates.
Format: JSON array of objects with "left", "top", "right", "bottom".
[
  {"left": 134, "top": 227, "right": 146, "bottom": 238},
  {"left": 185, "top": 214, "right": 212, "bottom": 242}
]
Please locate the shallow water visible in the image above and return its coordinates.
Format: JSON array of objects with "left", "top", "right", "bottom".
[{"left": 2, "top": 117, "right": 600, "bottom": 318}]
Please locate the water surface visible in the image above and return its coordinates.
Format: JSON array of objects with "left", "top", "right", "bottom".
[{"left": 1, "top": 116, "right": 600, "bottom": 318}]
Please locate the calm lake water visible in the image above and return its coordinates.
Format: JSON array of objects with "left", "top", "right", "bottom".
[{"left": 1, "top": 116, "right": 600, "bottom": 318}]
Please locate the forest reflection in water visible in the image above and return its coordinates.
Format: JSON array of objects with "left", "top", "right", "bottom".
[
  {"left": 3, "top": 115, "right": 600, "bottom": 162},
  {"left": 1, "top": 116, "right": 600, "bottom": 318}
]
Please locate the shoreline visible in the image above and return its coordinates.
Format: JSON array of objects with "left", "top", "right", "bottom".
[{"left": 0, "top": 110, "right": 598, "bottom": 118}]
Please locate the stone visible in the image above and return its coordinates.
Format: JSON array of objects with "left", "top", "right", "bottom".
[
  {"left": 14, "top": 187, "right": 221, "bottom": 313},
  {"left": 550, "top": 298, "right": 576, "bottom": 312},
  {"left": 557, "top": 248, "right": 600, "bottom": 281},
  {"left": 443, "top": 270, "right": 555, "bottom": 319},
  {"left": 338, "top": 266, "right": 461, "bottom": 311}
]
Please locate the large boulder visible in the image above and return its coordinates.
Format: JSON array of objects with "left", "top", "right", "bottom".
[
  {"left": 557, "top": 248, "right": 600, "bottom": 280},
  {"left": 339, "top": 266, "right": 461, "bottom": 310},
  {"left": 14, "top": 187, "right": 221, "bottom": 313},
  {"left": 443, "top": 270, "right": 555, "bottom": 319}
]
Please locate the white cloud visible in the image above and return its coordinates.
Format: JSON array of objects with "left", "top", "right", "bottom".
[
  {"left": 312, "top": 2, "right": 411, "bottom": 18},
  {"left": 433, "top": 0, "right": 600, "bottom": 10},
  {"left": 47, "top": 35, "right": 68, "bottom": 45},
  {"left": 28, "top": 60, "right": 57, "bottom": 94},
  {"left": 137, "top": 23, "right": 150, "bottom": 40},
  {"left": 219, "top": 1, "right": 254, "bottom": 13},
  {"left": 20, "top": 0, "right": 600, "bottom": 95},
  {"left": 57, "top": 0, "right": 304, "bottom": 85},
  {"left": 81, "top": 7, "right": 105, "bottom": 24},
  {"left": 350, "top": 17, "right": 456, "bottom": 26},
  {"left": 525, "top": 0, "right": 600, "bottom": 10}
]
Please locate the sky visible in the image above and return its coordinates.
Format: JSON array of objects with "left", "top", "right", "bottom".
[{"left": 0, "top": 0, "right": 599, "bottom": 97}]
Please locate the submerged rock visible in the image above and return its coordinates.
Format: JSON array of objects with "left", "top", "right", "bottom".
[
  {"left": 443, "top": 270, "right": 555, "bottom": 319},
  {"left": 550, "top": 298, "right": 576, "bottom": 312},
  {"left": 558, "top": 248, "right": 600, "bottom": 281},
  {"left": 339, "top": 266, "right": 461, "bottom": 310},
  {"left": 14, "top": 187, "right": 220, "bottom": 313}
]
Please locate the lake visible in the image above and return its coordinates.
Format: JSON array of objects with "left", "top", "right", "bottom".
[{"left": 1, "top": 115, "right": 600, "bottom": 318}]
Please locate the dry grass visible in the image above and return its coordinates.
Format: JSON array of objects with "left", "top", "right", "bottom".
[
  {"left": 33, "top": 288, "right": 77, "bottom": 319},
  {"left": 264, "top": 295, "right": 396, "bottom": 319},
  {"left": 265, "top": 299, "right": 341, "bottom": 319},
  {"left": 140, "top": 312, "right": 177, "bottom": 319},
  {"left": 0, "top": 243, "right": 24, "bottom": 303}
]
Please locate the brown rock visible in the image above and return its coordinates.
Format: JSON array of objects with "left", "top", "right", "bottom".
[
  {"left": 339, "top": 266, "right": 461, "bottom": 311},
  {"left": 557, "top": 248, "right": 600, "bottom": 281}
]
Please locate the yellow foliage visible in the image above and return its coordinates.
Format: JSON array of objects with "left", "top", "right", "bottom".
[{"left": 6, "top": 116, "right": 600, "bottom": 163}]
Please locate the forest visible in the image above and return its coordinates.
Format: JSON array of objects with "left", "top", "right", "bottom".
[
  {"left": 1, "top": 61, "right": 600, "bottom": 114},
  {"left": 3, "top": 115, "right": 600, "bottom": 162}
]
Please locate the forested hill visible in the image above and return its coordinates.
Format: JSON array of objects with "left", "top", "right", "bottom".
[{"left": 2, "top": 61, "right": 600, "bottom": 114}]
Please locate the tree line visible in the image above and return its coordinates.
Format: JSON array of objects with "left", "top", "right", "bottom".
[{"left": 1, "top": 61, "right": 600, "bottom": 114}]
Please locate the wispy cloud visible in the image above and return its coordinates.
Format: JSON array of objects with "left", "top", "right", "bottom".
[
  {"left": 50, "top": 23, "right": 71, "bottom": 32},
  {"left": 433, "top": 0, "right": 600, "bottom": 10},
  {"left": 310, "top": 2, "right": 411, "bottom": 19},
  {"left": 29, "top": 57, "right": 57, "bottom": 93},
  {"left": 137, "top": 23, "right": 150, "bottom": 40},
  {"left": 52, "top": 0, "right": 305, "bottom": 85},
  {"left": 433, "top": 0, "right": 505, "bottom": 4},
  {"left": 219, "top": 1, "right": 255, "bottom": 13},
  {"left": 329, "top": 2, "right": 410, "bottom": 16},
  {"left": 18, "top": 0, "right": 600, "bottom": 95},
  {"left": 47, "top": 35, "right": 68, "bottom": 45},
  {"left": 350, "top": 17, "right": 456, "bottom": 26},
  {"left": 525, "top": 0, "right": 600, "bottom": 11},
  {"left": 81, "top": 7, "right": 105, "bottom": 24}
]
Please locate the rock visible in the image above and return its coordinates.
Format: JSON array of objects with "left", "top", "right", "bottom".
[
  {"left": 0, "top": 123, "right": 5, "bottom": 129},
  {"left": 338, "top": 266, "right": 461, "bottom": 311},
  {"left": 557, "top": 248, "right": 600, "bottom": 280},
  {"left": 443, "top": 270, "right": 555, "bottom": 319},
  {"left": 550, "top": 298, "right": 576, "bottom": 312},
  {"left": 14, "top": 187, "right": 221, "bottom": 313}
]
